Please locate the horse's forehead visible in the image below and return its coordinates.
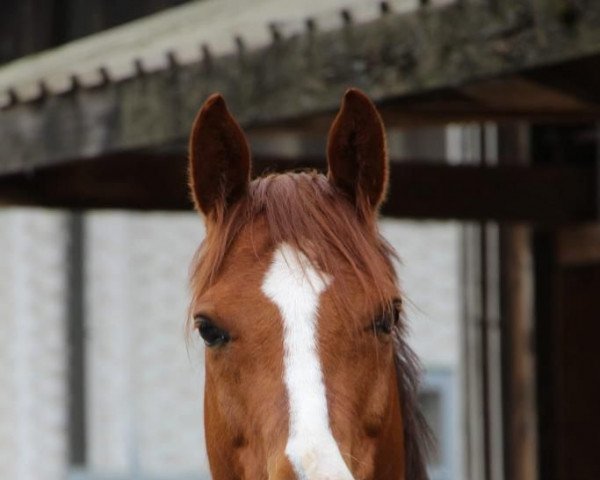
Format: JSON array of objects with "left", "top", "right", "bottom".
[
  {"left": 261, "top": 243, "right": 331, "bottom": 300},
  {"left": 217, "top": 220, "right": 275, "bottom": 275},
  {"left": 217, "top": 236, "right": 331, "bottom": 309},
  {"left": 260, "top": 242, "right": 354, "bottom": 479}
]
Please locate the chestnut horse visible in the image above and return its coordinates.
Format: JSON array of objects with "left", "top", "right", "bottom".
[{"left": 188, "top": 89, "right": 429, "bottom": 479}]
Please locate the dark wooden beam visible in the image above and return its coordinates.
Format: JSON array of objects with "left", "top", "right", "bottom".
[
  {"left": 0, "top": 153, "right": 595, "bottom": 223},
  {"left": 383, "top": 162, "right": 595, "bottom": 223},
  {"left": 557, "top": 224, "right": 600, "bottom": 266}
]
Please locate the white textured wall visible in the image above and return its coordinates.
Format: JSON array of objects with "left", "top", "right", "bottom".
[
  {"left": 381, "top": 220, "right": 461, "bottom": 368},
  {"left": 0, "top": 209, "right": 69, "bottom": 480},
  {"left": 85, "top": 211, "right": 209, "bottom": 478}
]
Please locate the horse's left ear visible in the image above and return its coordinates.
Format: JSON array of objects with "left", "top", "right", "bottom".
[
  {"left": 188, "top": 93, "right": 251, "bottom": 217},
  {"left": 327, "top": 88, "right": 388, "bottom": 211}
]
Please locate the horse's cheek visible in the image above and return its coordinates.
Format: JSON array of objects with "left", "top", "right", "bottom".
[
  {"left": 372, "top": 371, "right": 406, "bottom": 479},
  {"left": 204, "top": 384, "right": 242, "bottom": 479}
]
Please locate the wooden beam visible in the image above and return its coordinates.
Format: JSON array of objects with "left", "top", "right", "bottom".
[
  {"left": 0, "top": 154, "right": 595, "bottom": 223},
  {"left": 1, "top": 0, "right": 600, "bottom": 174},
  {"left": 383, "top": 162, "right": 596, "bottom": 223},
  {"left": 557, "top": 224, "right": 600, "bottom": 266}
]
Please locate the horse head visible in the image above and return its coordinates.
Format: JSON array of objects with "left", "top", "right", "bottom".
[{"left": 188, "top": 89, "right": 428, "bottom": 480}]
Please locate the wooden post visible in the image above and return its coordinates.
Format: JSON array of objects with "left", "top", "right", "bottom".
[
  {"left": 498, "top": 123, "right": 539, "bottom": 480},
  {"left": 501, "top": 225, "right": 539, "bottom": 480}
]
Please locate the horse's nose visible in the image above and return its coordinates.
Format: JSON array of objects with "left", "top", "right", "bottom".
[
  {"left": 286, "top": 445, "right": 355, "bottom": 480},
  {"left": 269, "top": 466, "right": 355, "bottom": 480},
  {"left": 305, "top": 474, "right": 355, "bottom": 480},
  {"left": 301, "top": 464, "right": 355, "bottom": 480},
  {"left": 268, "top": 448, "right": 355, "bottom": 480}
]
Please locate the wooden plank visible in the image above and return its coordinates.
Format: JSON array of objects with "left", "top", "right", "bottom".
[
  {"left": 497, "top": 124, "right": 539, "bottom": 480},
  {"left": 383, "top": 162, "right": 596, "bottom": 222},
  {"left": 501, "top": 225, "right": 539, "bottom": 480},
  {"left": 557, "top": 224, "right": 600, "bottom": 265},
  {"left": 554, "top": 263, "right": 600, "bottom": 479},
  {"left": 532, "top": 231, "right": 560, "bottom": 480},
  {"left": 0, "top": 154, "right": 595, "bottom": 223},
  {"left": 535, "top": 230, "right": 600, "bottom": 480},
  {"left": 460, "top": 77, "right": 590, "bottom": 113},
  {"left": 253, "top": 86, "right": 600, "bottom": 135}
]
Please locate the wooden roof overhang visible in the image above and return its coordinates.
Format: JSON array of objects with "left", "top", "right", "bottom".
[{"left": 0, "top": 0, "right": 598, "bottom": 221}]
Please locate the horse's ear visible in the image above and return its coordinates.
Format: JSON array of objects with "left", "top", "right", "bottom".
[
  {"left": 188, "top": 94, "right": 251, "bottom": 217},
  {"left": 327, "top": 88, "right": 388, "bottom": 211}
]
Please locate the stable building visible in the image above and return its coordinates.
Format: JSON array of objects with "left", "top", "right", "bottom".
[{"left": 0, "top": 1, "right": 599, "bottom": 480}]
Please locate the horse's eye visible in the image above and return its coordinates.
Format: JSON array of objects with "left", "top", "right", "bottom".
[
  {"left": 373, "top": 300, "right": 401, "bottom": 335},
  {"left": 196, "top": 316, "right": 230, "bottom": 347},
  {"left": 373, "top": 314, "right": 393, "bottom": 335}
]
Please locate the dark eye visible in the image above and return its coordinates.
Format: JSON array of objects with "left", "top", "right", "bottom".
[
  {"left": 372, "top": 300, "right": 401, "bottom": 335},
  {"left": 373, "top": 314, "right": 393, "bottom": 334},
  {"left": 196, "top": 316, "right": 230, "bottom": 347}
]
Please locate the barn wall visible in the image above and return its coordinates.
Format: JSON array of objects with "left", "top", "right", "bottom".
[
  {"left": 83, "top": 211, "right": 209, "bottom": 478},
  {"left": 0, "top": 210, "right": 70, "bottom": 480}
]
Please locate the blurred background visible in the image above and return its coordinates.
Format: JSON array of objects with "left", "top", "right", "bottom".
[{"left": 0, "top": 1, "right": 598, "bottom": 480}]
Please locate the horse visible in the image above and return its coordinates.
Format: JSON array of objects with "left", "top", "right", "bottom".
[{"left": 187, "top": 88, "right": 430, "bottom": 480}]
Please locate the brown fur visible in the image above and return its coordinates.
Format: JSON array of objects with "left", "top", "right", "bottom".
[
  {"left": 188, "top": 89, "right": 430, "bottom": 480},
  {"left": 188, "top": 93, "right": 251, "bottom": 216},
  {"left": 327, "top": 88, "right": 389, "bottom": 211},
  {"left": 190, "top": 171, "right": 394, "bottom": 313},
  {"left": 189, "top": 173, "right": 430, "bottom": 480}
]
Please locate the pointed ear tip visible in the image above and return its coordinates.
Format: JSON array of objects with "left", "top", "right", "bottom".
[
  {"left": 192, "top": 94, "right": 230, "bottom": 134},
  {"left": 344, "top": 87, "right": 365, "bottom": 97},
  {"left": 201, "top": 93, "right": 227, "bottom": 114},
  {"left": 343, "top": 87, "right": 371, "bottom": 104},
  {"left": 341, "top": 88, "right": 379, "bottom": 117}
]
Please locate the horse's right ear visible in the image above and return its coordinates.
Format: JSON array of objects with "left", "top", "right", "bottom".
[{"left": 188, "top": 94, "right": 251, "bottom": 217}]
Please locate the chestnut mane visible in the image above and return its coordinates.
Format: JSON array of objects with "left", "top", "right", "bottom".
[{"left": 190, "top": 170, "right": 431, "bottom": 479}]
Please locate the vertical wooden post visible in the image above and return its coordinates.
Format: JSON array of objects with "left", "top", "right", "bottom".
[
  {"left": 498, "top": 122, "right": 539, "bottom": 480},
  {"left": 501, "top": 225, "right": 538, "bottom": 480}
]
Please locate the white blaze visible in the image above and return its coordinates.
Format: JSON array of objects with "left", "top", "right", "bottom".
[{"left": 261, "top": 243, "right": 354, "bottom": 480}]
